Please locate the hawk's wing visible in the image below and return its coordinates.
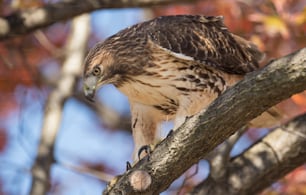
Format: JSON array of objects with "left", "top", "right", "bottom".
[{"left": 142, "top": 15, "right": 264, "bottom": 75}]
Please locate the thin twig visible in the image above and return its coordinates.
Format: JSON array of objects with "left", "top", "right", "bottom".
[
  {"left": 34, "top": 30, "right": 63, "bottom": 58},
  {"left": 56, "top": 160, "right": 114, "bottom": 182}
]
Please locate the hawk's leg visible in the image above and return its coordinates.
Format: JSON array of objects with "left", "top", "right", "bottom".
[
  {"left": 173, "top": 116, "right": 186, "bottom": 130},
  {"left": 130, "top": 101, "right": 162, "bottom": 161},
  {"left": 173, "top": 111, "right": 193, "bottom": 130}
]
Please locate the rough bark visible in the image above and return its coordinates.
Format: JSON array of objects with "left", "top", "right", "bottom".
[
  {"left": 190, "top": 113, "right": 306, "bottom": 195},
  {"left": 103, "top": 48, "right": 306, "bottom": 194},
  {"left": 0, "top": 0, "right": 195, "bottom": 40},
  {"left": 30, "top": 14, "right": 90, "bottom": 195}
]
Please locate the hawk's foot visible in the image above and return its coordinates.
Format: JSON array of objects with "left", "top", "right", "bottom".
[
  {"left": 138, "top": 145, "right": 154, "bottom": 161},
  {"left": 166, "top": 129, "right": 174, "bottom": 138},
  {"left": 126, "top": 161, "right": 132, "bottom": 171}
]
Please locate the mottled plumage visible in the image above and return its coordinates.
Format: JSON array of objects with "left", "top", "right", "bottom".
[{"left": 83, "top": 15, "right": 267, "bottom": 160}]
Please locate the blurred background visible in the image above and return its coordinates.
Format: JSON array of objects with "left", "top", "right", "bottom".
[{"left": 0, "top": 0, "right": 305, "bottom": 194}]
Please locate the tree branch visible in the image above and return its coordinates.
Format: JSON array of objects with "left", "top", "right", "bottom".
[
  {"left": 190, "top": 112, "right": 306, "bottom": 195},
  {"left": 104, "top": 48, "right": 306, "bottom": 194},
  {"left": 0, "top": 0, "right": 195, "bottom": 40},
  {"left": 207, "top": 126, "right": 247, "bottom": 181},
  {"left": 30, "top": 14, "right": 90, "bottom": 195}
]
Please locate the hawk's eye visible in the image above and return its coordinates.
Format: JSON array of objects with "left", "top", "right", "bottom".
[{"left": 92, "top": 66, "right": 102, "bottom": 76}]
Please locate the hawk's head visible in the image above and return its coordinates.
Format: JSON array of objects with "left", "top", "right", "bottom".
[
  {"left": 83, "top": 43, "right": 116, "bottom": 102},
  {"left": 82, "top": 36, "right": 145, "bottom": 102}
]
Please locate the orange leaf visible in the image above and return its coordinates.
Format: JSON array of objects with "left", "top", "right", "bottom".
[{"left": 291, "top": 93, "right": 306, "bottom": 107}]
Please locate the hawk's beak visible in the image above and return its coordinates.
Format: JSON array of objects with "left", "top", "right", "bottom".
[{"left": 83, "top": 76, "right": 98, "bottom": 102}]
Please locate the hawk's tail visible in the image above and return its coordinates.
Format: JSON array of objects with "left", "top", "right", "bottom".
[
  {"left": 232, "top": 34, "right": 265, "bottom": 64},
  {"left": 249, "top": 106, "right": 287, "bottom": 128},
  {"left": 232, "top": 36, "right": 287, "bottom": 128}
]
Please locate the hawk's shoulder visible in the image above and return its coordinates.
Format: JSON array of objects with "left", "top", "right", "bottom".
[{"left": 137, "top": 15, "right": 264, "bottom": 75}]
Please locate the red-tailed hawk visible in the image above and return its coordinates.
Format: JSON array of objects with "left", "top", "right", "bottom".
[{"left": 83, "top": 15, "right": 279, "bottom": 160}]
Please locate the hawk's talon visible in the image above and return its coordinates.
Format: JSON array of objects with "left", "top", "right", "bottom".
[
  {"left": 126, "top": 161, "right": 132, "bottom": 171},
  {"left": 138, "top": 145, "right": 152, "bottom": 161},
  {"left": 185, "top": 115, "right": 194, "bottom": 122},
  {"left": 166, "top": 129, "right": 174, "bottom": 138}
]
